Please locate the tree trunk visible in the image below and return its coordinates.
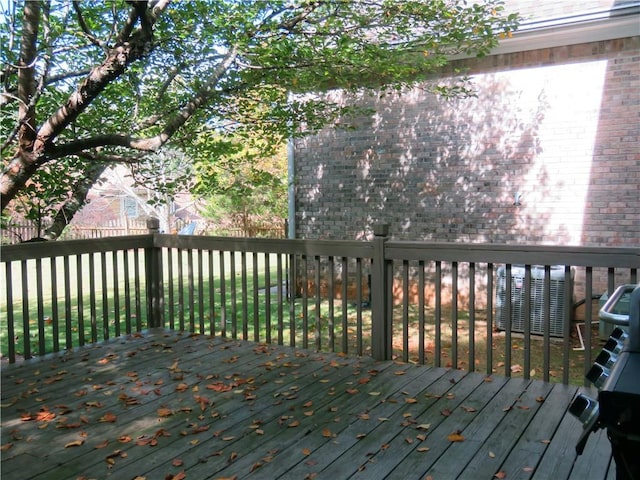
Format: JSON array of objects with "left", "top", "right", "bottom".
[{"left": 43, "top": 163, "right": 107, "bottom": 240}]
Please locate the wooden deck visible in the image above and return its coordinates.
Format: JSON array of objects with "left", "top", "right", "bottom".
[{"left": 1, "top": 330, "right": 615, "bottom": 480}]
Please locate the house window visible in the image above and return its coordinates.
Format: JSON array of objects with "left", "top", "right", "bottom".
[{"left": 122, "top": 197, "right": 138, "bottom": 218}]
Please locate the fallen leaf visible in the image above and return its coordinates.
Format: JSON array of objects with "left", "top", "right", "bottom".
[
  {"left": 495, "top": 471, "right": 507, "bottom": 479},
  {"left": 172, "top": 458, "right": 184, "bottom": 467},
  {"left": 447, "top": 431, "right": 465, "bottom": 442},
  {"left": 99, "top": 412, "right": 117, "bottom": 423},
  {"left": 441, "top": 408, "right": 452, "bottom": 417},
  {"left": 536, "top": 396, "right": 545, "bottom": 403},
  {"left": 288, "top": 420, "right": 300, "bottom": 428},
  {"left": 94, "top": 440, "right": 109, "bottom": 449},
  {"left": 417, "top": 447, "right": 430, "bottom": 452},
  {"left": 65, "top": 440, "right": 84, "bottom": 448},
  {"left": 157, "top": 408, "right": 173, "bottom": 417},
  {"left": 462, "top": 405, "right": 477, "bottom": 413},
  {"left": 302, "top": 448, "right": 311, "bottom": 456},
  {"left": 489, "top": 451, "right": 496, "bottom": 458},
  {"left": 322, "top": 428, "right": 332, "bottom": 438},
  {"left": 416, "top": 424, "right": 431, "bottom": 431},
  {"left": 405, "top": 398, "right": 418, "bottom": 404}
]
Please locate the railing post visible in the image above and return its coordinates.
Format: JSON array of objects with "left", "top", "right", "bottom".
[
  {"left": 145, "top": 218, "right": 164, "bottom": 329},
  {"left": 371, "top": 223, "right": 391, "bottom": 361}
]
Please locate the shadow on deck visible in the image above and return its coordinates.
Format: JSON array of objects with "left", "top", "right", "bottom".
[{"left": 1, "top": 330, "right": 615, "bottom": 480}]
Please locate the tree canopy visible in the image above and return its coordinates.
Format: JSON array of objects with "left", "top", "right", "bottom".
[{"left": 1, "top": 0, "right": 519, "bottom": 238}]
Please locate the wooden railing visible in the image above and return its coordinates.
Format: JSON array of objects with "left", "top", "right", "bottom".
[{"left": 1, "top": 227, "right": 638, "bottom": 386}]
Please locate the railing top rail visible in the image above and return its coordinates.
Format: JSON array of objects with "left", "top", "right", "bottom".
[
  {"left": 154, "top": 234, "right": 375, "bottom": 258},
  {"left": 0, "top": 235, "right": 154, "bottom": 262},
  {"left": 2, "top": 233, "right": 638, "bottom": 268},
  {"left": 384, "top": 241, "right": 640, "bottom": 268}
]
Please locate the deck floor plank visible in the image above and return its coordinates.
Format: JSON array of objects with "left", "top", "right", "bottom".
[
  {"left": 385, "top": 373, "right": 511, "bottom": 479},
  {"left": 0, "top": 330, "right": 615, "bottom": 480},
  {"left": 496, "top": 383, "right": 580, "bottom": 480}
]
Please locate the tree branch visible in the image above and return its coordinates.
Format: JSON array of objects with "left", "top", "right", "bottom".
[
  {"left": 72, "top": 1, "right": 106, "bottom": 48},
  {"left": 17, "top": 1, "right": 40, "bottom": 151}
]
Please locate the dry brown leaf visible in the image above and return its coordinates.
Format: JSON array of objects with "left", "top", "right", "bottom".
[
  {"left": 417, "top": 447, "right": 430, "bottom": 452},
  {"left": 447, "top": 431, "right": 465, "bottom": 442},
  {"left": 405, "top": 398, "right": 418, "bottom": 404},
  {"left": 495, "top": 471, "right": 507, "bottom": 479},
  {"left": 302, "top": 448, "right": 311, "bottom": 456},
  {"left": 65, "top": 440, "right": 84, "bottom": 448},
  {"left": 99, "top": 412, "right": 117, "bottom": 423},
  {"left": 322, "top": 428, "right": 332, "bottom": 438},
  {"left": 172, "top": 458, "right": 184, "bottom": 467},
  {"left": 94, "top": 440, "right": 109, "bottom": 449},
  {"left": 157, "top": 408, "right": 173, "bottom": 417}
]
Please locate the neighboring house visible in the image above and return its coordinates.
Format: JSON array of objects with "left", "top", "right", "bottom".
[
  {"left": 292, "top": 0, "right": 640, "bottom": 250},
  {"left": 70, "top": 165, "right": 200, "bottom": 235}
]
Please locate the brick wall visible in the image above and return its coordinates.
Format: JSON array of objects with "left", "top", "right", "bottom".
[{"left": 293, "top": 36, "right": 640, "bottom": 248}]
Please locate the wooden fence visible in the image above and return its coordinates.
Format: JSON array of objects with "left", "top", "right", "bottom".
[
  {"left": 2, "top": 219, "right": 285, "bottom": 244},
  {"left": 1, "top": 227, "right": 638, "bottom": 386}
]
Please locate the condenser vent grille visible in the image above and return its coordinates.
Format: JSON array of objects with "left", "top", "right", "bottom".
[{"left": 495, "top": 265, "right": 573, "bottom": 337}]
